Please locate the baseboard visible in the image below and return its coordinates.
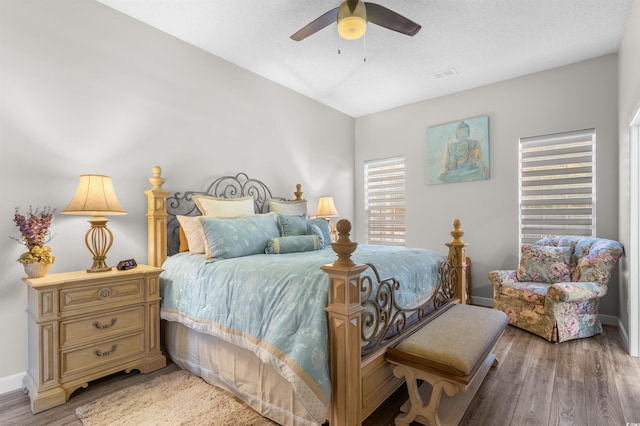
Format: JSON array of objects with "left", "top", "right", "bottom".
[
  {"left": 470, "top": 296, "right": 620, "bottom": 327},
  {"left": 599, "top": 314, "right": 619, "bottom": 326},
  {"left": 616, "top": 318, "right": 630, "bottom": 347},
  {"left": 0, "top": 372, "right": 25, "bottom": 396}
]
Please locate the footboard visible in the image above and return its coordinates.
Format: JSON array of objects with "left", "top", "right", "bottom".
[{"left": 321, "top": 219, "right": 468, "bottom": 425}]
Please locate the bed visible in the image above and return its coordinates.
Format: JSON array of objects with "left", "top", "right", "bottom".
[{"left": 144, "top": 166, "right": 469, "bottom": 426}]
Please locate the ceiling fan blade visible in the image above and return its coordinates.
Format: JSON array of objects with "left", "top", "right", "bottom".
[
  {"left": 290, "top": 7, "right": 339, "bottom": 41},
  {"left": 364, "top": 3, "right": 421, "bottom": 36}
]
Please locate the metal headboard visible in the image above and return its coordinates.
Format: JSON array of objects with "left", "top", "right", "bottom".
[{"left": 166, "top": 173, "right": 275, "bottom": 256}]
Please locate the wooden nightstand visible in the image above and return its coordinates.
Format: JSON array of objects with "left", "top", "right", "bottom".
[{"left": 23, "top": 265, "right": 166, "bottom": 414}]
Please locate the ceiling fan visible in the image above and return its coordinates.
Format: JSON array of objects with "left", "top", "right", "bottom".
[{"left": 290, "top": 0, "right": 422, "bottom": 42}]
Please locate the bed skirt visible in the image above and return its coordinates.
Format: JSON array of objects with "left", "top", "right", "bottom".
[{"left": 164, "top": 321, "right": 323, "bottom": 426}]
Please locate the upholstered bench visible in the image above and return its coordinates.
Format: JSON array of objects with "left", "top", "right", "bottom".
[{"left": 386, "top": 304, "right": 509, "bottom": 426}]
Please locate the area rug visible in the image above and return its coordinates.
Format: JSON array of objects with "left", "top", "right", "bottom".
[{"left": 75, "top": 369, "right": 278, "bottom": 426}]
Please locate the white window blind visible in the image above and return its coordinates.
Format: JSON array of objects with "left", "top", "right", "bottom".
[
  {"left": 519, "top": 129, "right": 596, "bottom": 244},
  {"left": 364, "top": 157, "right": 405, "bottom": 246}
]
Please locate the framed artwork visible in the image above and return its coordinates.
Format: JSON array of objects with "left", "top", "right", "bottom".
[{"left": 425, "top": 115, "right": 490, "bottom": 185}]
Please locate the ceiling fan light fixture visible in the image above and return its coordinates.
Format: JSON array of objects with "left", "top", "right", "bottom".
[{"left": 337, "top": 1, "right": 367, "bottom": 40}]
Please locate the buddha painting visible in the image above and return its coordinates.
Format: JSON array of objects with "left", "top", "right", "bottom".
[{"left": 426, "top": 116, "right": 490, "bottom": 185}]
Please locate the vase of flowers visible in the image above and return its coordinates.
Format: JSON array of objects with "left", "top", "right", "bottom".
[{"left": 13, "top": 206, "right": 56, "bottom": 278}]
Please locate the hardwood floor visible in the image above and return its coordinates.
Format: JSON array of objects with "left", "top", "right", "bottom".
[
  {"left": 2, "top": 325, "right": 639, "bottom": 425},
  {"left": 363, "top": 325, "right": 640, "bottom": 426}
]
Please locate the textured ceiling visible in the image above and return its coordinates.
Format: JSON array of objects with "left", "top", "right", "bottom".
[{"left": 97, "top": 0, "right": 631, "bottom": 117}]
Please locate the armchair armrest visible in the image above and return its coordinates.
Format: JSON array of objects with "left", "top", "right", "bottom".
[
  {"left": 546, "top": 281, "right": 607, "bottom": 302},
  {"left": 488, "top": 270, "right": 518, "bottom": 286}
]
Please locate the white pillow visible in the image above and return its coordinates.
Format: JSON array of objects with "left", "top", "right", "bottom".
[
  {"left": 268, "top": 199, "right": 308, "bottom": 216},
  {"left": 176, "top": 215, "right": 206, "bottom": 254},
  {"left": 193, "top": 196, "right": 255, "bottom": 217}
]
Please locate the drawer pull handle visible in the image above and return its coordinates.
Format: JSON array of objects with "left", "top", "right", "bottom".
[
  {"left": 93, "top": 344, "right": 117, "bottom": 357},
  {"left": 98, "top": 288, "right": 112, "bottom": 299},
  {"left": 92, "top": 318, "right": 117, "bottom": 329}
]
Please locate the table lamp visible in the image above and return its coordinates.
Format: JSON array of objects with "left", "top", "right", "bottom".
[
  {"left": 315, "top": 196, "right": 340, "bottom": 241},
  {"left": 62, "top": 174, "right": 127, "bottom": 272}
]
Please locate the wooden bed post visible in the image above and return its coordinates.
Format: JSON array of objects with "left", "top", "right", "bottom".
[
  {"left": 145, "top": 166, "right": 169, "bottom": 268},
  {"left": 321, "top": 220, "right": 368, "bottom": 426},
  {"left": 446, "top": 219, "right": 468, "bottom": 305}
]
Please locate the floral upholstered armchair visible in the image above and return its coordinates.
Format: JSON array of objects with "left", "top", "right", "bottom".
[{"left": 489, "top": 237, "right": 624, "bottom": 342}]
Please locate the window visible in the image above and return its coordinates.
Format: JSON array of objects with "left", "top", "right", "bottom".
[
  {"left": 519, "top": 129, "right": 595, "bottom": 244},
  {"left": 364, "top": 157, "right": 405, "bottom": 246}
]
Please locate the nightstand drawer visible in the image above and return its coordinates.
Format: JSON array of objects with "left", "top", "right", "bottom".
[
  {"left": 61, "top": 332, "right": 145, "bottom": 378},
  {"left": 60, "top": 306, "right": 145, "bottom": 349},
  {"left": 60, "top": 278, "right": 144, "bottom": 313}
]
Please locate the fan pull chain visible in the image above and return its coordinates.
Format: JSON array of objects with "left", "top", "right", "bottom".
[
  {"left": 335, "top": 35, "right": 366, "bottom": 61},
  {"left": 363, "top": 35, "right": 367, "bottom": 62}
]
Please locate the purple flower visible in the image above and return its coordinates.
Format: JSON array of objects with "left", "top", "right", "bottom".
[{"left": 12, "top": 206, "right": 56, "bottom": 248}]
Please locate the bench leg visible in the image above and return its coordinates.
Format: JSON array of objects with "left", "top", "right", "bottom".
[
  {"left": 392, "top": 365, "right": 462, "bottom": 426},
  {"left": 391, "top": 353, "right": 497, "bottom": 426}
]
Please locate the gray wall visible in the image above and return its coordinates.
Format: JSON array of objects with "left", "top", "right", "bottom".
[
  {"left": 0, "top": 0, "right": 354, "bottom": 390},
  {"left": 354, "top": 55, "right": 620, "bottom": 311},
  {"left": 617, "top": 0, "right": 640, "bottom": 352}
]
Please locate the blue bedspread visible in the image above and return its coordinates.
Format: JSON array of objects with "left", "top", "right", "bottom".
[{"left": 160, "top": 244, "right": 445, "bottom": 422}]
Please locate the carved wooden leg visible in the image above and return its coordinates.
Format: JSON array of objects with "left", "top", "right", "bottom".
[
  {"left": 392, "top": 365, "right": 462, "bottom": 426},
  {"left": 390, "top": 354, "right": 497, "bottom": 426}
]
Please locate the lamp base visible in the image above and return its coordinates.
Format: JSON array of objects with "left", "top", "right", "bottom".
[
  {"left": 85, "top": 216, "right": 114, "bottom": 273},
  {"left": 87, "top": 264, "right": 112, "bottom": 273}
]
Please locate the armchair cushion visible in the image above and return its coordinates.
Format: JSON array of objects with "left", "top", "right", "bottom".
[{"left": 517, "top": 244, "right": 571, "bottom": 283}]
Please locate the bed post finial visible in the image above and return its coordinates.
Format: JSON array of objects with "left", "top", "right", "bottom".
[
  {"left": 331, "top": 219, "right": 358, "bottom": 267},
  {"left": 294, "top": 184, "right": 303, "bottom": 201},
  {"left": 149, "top": 166, "right": 165, "bottom": 190},
  {"left": 450, "top": 218, "right": 464, "bottom": 243}
]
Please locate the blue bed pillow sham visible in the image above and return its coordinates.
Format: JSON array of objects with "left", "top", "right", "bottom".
[
  {"left": 307, "top": 218, "right": 332, "bottom": 248},
  {"left": 201, "top": 214, "right": 279, "bottom": 260},
  {"left": 306, "top": 222, "right": 326, "bottom": 247},
  {"left": 277, "top": 214, "right": 308, "bottom": 237},
  {"left": 265, "top": 235, "right": 322, "bottom": 254}
]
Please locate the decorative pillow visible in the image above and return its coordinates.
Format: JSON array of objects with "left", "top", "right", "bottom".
[
  {"left": 535, "top": 237, "right": 579, "bottom": 274},
  {"left": 178, "top": 226, "right": 189, "bottom": 253},
  {"left": 306, "top": 221, "right": 326, "bottom": 247},
  {"left": 176, "top": 215, "right": 206, "bottom": 254},
  {"left": 307, "top": 218, "right": 332, "bottom": 248},
  {"left": 517, "top": 244, "right": 572, "bottom": 283},
  {"left": 268, "top": 199, "right": 308, "bottom": 216},
  {"left": 200, "top": 214, "right": 279, "bottom": 260},
  {"left": 194, "top": 195, "right": 255, "bottom": 217},
  {"left": 265, "top": 235, "right": 321, "bottom": 254},
  {"left": 277, "top": 214, "right": 308, "bottom": 237}
]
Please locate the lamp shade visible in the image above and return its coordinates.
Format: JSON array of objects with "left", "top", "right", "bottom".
[
  {"left": 315, "top": 196, "right": 340, "bottom": 218},
  {"left": 61, "top": 174, "right": 127, "bottom": 216},
  {"left": 337, "top": 1, "right": 367, "bottom": 40}
]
